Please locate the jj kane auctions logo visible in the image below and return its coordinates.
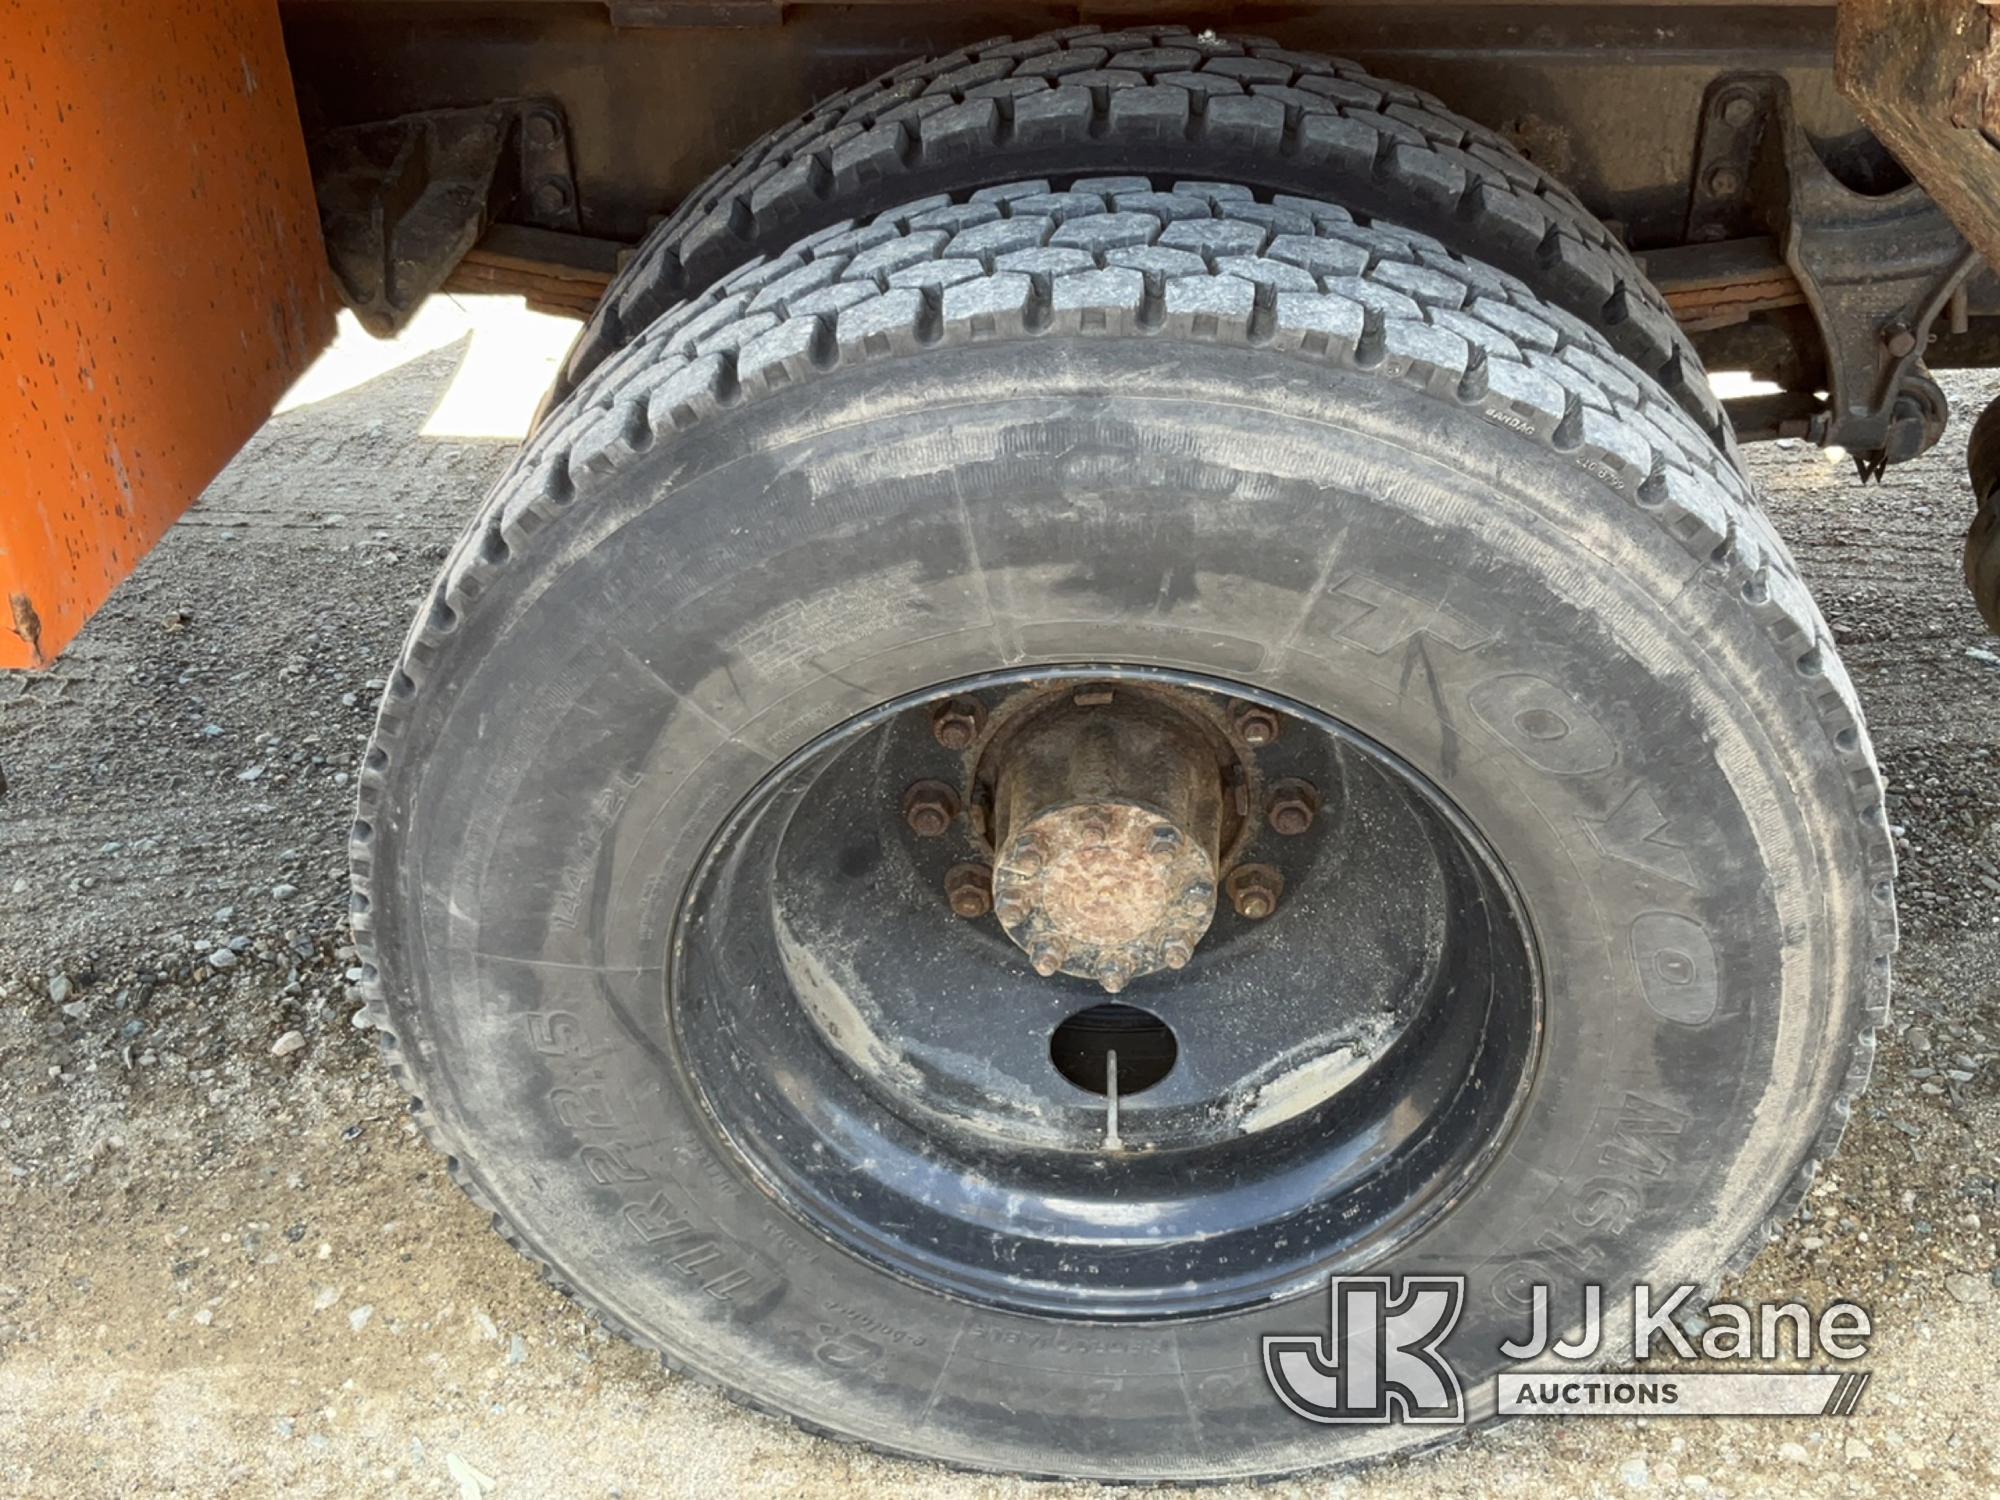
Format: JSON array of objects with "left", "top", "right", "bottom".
[{"left": 1264, "top": 1277, "right": 1874, "bottom": 1423}]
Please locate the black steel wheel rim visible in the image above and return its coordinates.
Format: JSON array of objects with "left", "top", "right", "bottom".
[{"left": 668, "top": 665, "right": 1542, "bottom": 1319}]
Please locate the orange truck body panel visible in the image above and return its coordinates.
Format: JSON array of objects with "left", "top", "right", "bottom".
[{"left": 0, "top": 0, "right": 335, "bottom": 669}]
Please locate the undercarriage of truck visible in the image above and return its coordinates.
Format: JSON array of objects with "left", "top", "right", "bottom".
[{"left": 4, "top": 1, "right": 1995, "bottom": 1480}]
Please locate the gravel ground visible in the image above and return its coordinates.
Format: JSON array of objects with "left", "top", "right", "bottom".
[{"left": 1, "top": 312, "right": 1997, "bottom": 1498}]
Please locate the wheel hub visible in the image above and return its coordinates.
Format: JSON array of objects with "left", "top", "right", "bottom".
[
  {"left": 670, "top": 665, "right": 1540, "bottom": 1316},
  {"left": 986, "top": 688, "right": 1229, "bottom": 992}
]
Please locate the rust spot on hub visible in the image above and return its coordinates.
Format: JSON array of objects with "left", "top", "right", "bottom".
[{"left": 985, "top": 687, "right": 1232, "bottom": 992}]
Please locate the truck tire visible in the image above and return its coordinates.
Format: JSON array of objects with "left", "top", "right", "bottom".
[
  {"left": 358, "top": 183, "right": 1889, "bottom": 1480},
  {"left": 1964, "top": 393, "right": 2000, "bottom": 631},
  {"left": 545, "top": 25, "right": 1732, "bottom": 460}
]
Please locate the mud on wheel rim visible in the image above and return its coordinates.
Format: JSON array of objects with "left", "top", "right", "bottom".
[{"left": 673, "top": 665, "right": 1540, "bottom": 1318}]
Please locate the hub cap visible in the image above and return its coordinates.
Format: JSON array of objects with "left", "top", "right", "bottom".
[{"left": 986, "top": 685, "right": 1232, "bottom": 991}]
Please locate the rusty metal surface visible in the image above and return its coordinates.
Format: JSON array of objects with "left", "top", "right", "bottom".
[
  {"left": 1837, "top": 0, "right": 2000, "bottom": 273},
  {"left": 984, "top": 685, "right": 1236, "bottom": 993},
  {"left": 440, "top": 224, "right": 620, "bottom": 318},
  {"left": 1644, "top": 237, "right": 1809, "bottom": 328},
  {"left": 0, "top": 0, "right": 335, "bottom": 671},
  {"left": 1225, "top": 863, "right": 1285, "bottom": 921},
  {"left": 1782, "top": 84, "right": 1975, "bottom": 472}
]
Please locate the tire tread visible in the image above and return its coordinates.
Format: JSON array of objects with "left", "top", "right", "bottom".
[{"left": 545, "top": 25, "right": 1732, "bottom": 459}]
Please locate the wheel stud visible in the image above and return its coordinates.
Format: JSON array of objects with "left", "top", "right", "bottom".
[
  {"left": 902, "top": 780, "right": 960, "bottom": 837},
  {"left": 944, "top": 862, "right": 993, "bottom": 918},
  {"left": 1226, "top": 864, "right": 1284, "bottom": 920},
  {"left": 930, "top": 695, "right": 987, "bottom": 750},
  {"left": 1266, "top": 778, "right": 1320, "bottom": 836},
  {"left": 1231, "top": 700, "right": 1282, "bottom": 746}
]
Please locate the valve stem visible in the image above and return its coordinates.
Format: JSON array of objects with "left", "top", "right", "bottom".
[{"left": 1104, "top": 1049, "right": 1123, "bottom": 1152}]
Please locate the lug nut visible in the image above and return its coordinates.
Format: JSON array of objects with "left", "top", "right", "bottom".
[
  {"left": 1231, "top": 700, "right": 1282, "bottom": 746},
  {"left": 1148, "top": 825, "right": 1181, "bottom": 856},
  {"left": 1009, "top": 834, "right": 1046, "bottom": 875},
  {"left": 930, "top": 695, "right": 987, "bottom": 750},
  {"left": 1098, "top": 963, "right": 1131, "bottom": 994},
  {"left": 1266, "top": 778, "right": 1320, "bottom": 836},
  {"left": 1226, "top": 864, "right": 1284, "bottom": 921},
  {"left": 902, "top": 780, "right": 960, "bottom": 837},
  {"left": 994, "top": 892, "right": 1032, "bottom": 926},
  {"left": 1161, "top": 940, "right": 1192, "bottom": 971},
  {"left": 944, "top": 862, "right": 992, "bottom": 919},
  {"left": 1031, "top": 939, "right": 1067, "bottom": 977}
]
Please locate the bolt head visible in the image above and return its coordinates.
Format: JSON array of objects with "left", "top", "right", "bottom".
[
  {"left": 1031, "top": 940, "right": 1065, "bottom": 977},
  {"left": 1719, "top": 93, "right": 1757, "bottom": 128},
  {"left": 1231, "top": 702, "right": 1282, "bottom": 746},
  {"left": 902, "top": 780, "right": 960, "bottom": 837},
  {"left": 1162, "top": 941, "right": 1192, "bottom": 970},
  {"left": 1148, "top": 825, "right": 1182, "bottom": 856},
  {"left": 523, "top": 110, "right": 563, "bottom": 150},
  {"left": 1098, "top": 965, "right": 1130, "bottom": 994},
  {"left": 1707, "top": 166, "right": 1742, "bottom": 197},
  {"left": 994, "top": 893, "right": 1031, "bottom": 926},
  {"left": 1010, "top": 836, "right": 1045, "bottom": 874},
  {"left": 945, "top": 863, "right": 992, "bottom": 919},
  {"left": 930, "top": 696, "right": 985, "bottom": 750},
  {"left": 1266, "top": 779, "right": 1320, "bottom": 836},
  {"left": 1226, "top": 864, "right": 1284, "bottom": 921},
  {"left": 1884, "top": 322, "right": 1919, "bottom": 358},
  {"left": 529, "top": 177, "right": 572, "bottom": 218}
]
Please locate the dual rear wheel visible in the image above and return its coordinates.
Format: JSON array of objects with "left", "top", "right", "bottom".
[{"left": 355, "top": 30, "right": 1889, "bottom": 1481}]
